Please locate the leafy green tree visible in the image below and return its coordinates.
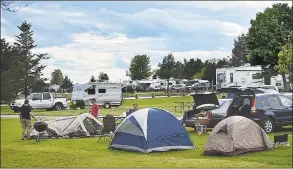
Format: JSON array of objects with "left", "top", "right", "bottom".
[
  {"left": 98, "top": 72, "right": 109, "bottom": 82},
  {"left": 231, "top": 34, "right": 248, "bottom": 66},
  {"left": 216, "top": 58, "right": 230, "bottom": 68},
  {"left": 173, "top": 61, "right": 185, "bottom": 79},
  {"left": 50, "top": 69, "right": 64, "bottom": 85},
  {"left": 193, "top": 67, "right": 205, "bottom": 79},
  {"left": 90, "top": 75, "right": 96, "bottom": 82},
  {"left": 152, "top": 69, "right": 159, "bottom": 79},
  {"left": 61, "top": 75, "right": 73, "bottom": 92},
  {"left": 157, "top": 53, "right": 176, "bottom": 92},
  {"left": 0, "top": 38, "right": 21, "bottom": 103},
  {"left": 246, "top": 3, "right": 292, "bottom": 84},
  {"left": 129, "top": 55, "right": 152, "bottom": 80},
  {"left": 275, "top": 35, "right": 293, "bottom": 90},
  {"left": 193, "top": 59, "right": 217, "bottom": 84},
  {"left": 14, "top": 21, "right": 48, "bottom": 97},
  {"left": 31, "top": 78, "right": 49, "bottom": 92},
  {"left": 183, "top": 58, "right": 204, "bottom": 80}
]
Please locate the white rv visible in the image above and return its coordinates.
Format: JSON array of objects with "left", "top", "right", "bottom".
[
  {"left": 270, "top": 74, "right": 289, "bottom": 90},
  {"left": 71, "top": 82, "right": 122, "bottom": 109},
  {"left": 216, "top": 64, "right": 264, "bottom": 89}
]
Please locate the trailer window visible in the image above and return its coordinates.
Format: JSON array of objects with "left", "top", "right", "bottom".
[
  {"left": 98, "top": 89, "right": 106, "bottom": 93},
  {"left": 87, "top": 89, "right": 96, "bottom": 95}
]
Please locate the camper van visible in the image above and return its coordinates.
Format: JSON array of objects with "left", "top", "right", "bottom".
[{"left": 71, "top": 82, "right": 122, "bottom": 109}]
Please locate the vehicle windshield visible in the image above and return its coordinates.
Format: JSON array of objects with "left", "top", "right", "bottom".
[{"left": 27, "top": 94, "right": 34, "bottom": 100}]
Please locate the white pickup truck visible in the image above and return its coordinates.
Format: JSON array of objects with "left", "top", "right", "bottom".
[{"left": 10, "top": 92, "right": 68, "bottom": 112}]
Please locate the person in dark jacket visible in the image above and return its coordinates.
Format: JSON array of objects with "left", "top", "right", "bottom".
[{"left": 19, "top": 100, "right": 36, "bottom": 140}]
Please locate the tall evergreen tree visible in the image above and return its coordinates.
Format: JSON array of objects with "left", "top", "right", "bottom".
[
  {"left": 13, "top": 21, "right": 48, "bottom": 97},
  {"left": 1, "top": 38, "right": 21, "bottom": 102}
]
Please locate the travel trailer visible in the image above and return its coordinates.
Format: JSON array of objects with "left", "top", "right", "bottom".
[
  {"left": 270, "top": 74, "right": 289, "bottom": 90},
  {"left": 216, "top": 64, "right": 264, "bottom": 89},
  {"left": 71, "top": 82, "right": 122, "bottom": 109}
]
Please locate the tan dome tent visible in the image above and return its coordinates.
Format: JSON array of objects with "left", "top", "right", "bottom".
[{"left": 203, "top": 116, "right": 273, "bottom": 156}]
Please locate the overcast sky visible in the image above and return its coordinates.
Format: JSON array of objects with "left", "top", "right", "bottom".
[{"left": 1, "top": 1, "right": 292, "bottom": 83}]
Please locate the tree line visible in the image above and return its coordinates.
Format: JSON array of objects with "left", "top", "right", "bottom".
[{"left": 128, "top": 3, "right": 293, "bottom": 91}]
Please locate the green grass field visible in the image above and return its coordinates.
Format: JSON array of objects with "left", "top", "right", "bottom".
[
  {"left": 1, "top": 96, "right": 194, "bottom": 117},
  {"left": 1, "top": 118, "right": 292, "bottom": 168},
  {"left": 1, "top": 96, "right": 292, "bottom": 167}
]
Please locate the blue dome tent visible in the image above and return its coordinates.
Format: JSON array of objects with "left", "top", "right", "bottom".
[{"left": 109, "top": 108, "right": 195, "bottom": 153}]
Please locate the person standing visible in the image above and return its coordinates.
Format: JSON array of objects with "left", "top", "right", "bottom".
[
  {"left": 19, "top": 100, "right": 36, "bottom": 140},
  {"left": 90, "top": 98, "right": 100, "bottom": 118}
]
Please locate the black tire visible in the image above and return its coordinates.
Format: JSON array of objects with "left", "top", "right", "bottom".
[
  {"left": 263, "top": 117, "right": 274, "bottom": 133},
  {"left": 54, "top": 103, "right": 63, "bottom": 111},
  {"left": 13, "top": 109, "right": 19, "bottom": 113},
  {"left": 104, "top": 103, "right": 111, "bottom": 109},
  {"left": 46, "top": 108, "right": 53, "bottom": 111}
]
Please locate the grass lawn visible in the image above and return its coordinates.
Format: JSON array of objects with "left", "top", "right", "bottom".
[
  {"left": 1, "top": 96, "right": 194, "bottom": 117},
  {"left": 1, "top": 118, "right": 292, "bottom": 168}
]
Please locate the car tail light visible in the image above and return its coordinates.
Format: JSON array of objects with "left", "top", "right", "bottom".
[
  {"left": 251, "top": 98, "right": 257, "bottom": 114},
  {"left": 207, "top": 111, "right": 212, "bottom": 120}
]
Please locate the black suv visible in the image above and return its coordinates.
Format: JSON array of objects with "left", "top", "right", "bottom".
[{"left": 226, "top": 89, "right": 292, "bottom": 133}]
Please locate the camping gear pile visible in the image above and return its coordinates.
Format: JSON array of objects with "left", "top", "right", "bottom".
[
  {"left": 109, "top": 108, "right": 195, "bottom": 153},
  {"left": 29, "top": 113, "right": 103, "bottom": 139}
]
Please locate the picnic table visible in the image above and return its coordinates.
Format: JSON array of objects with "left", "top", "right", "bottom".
[{"left": 174, "top": 101, "right": 194, "bottom": 112}]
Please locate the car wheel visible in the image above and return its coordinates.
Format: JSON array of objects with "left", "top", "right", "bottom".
[
  {"left": 263, "top": 118, "right": 274, "bottom": 133},
  {"left": 104, "top": 103, "right": 111, "bottom": 109},
  {"left": 54, "top": 103, "right": 63, "bottom": 111}
]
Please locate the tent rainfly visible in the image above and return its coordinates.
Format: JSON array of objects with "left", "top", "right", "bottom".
[
  {"left": 109, "top": 108, "right": 195, "bottom": 153},
  {"left": 203, "top": 116, "right": 274, "bottom": 156}
]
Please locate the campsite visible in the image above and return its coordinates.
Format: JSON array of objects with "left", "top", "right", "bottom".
[
  {"left": 1, "top": 1, "right": 293, "bottom": 168},
  {"left": 1, "top": 96, "right": 292, "bottom": 168}
]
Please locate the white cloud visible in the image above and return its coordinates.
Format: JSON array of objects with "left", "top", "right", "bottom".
[
  {"left": 97, "top": 7, "right": 247, "bottom": 37},
  {"left": 33, "top": 32, "right": 230, "bottom": 83},
  {"left": 19, "top": 7, "right": 45, "bottom": 14},
  {"left": 1, "top": 18, "right": 6, "bottom": 23},
  {"left": 1, "top": 36, "right": 16, "bottom": 44},
  {"left": 60, "top": 11, "right": 87, "bottom": 17},
  {"left": 168, "top": 1, "right": 292, "bottom": 12}
]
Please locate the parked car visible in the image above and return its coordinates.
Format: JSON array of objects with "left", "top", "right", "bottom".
[
  {"left": 182, "top": 92, "right": 233, "bottom": 129},
  {"left": 183, "top": 89, "right": 292, "bottom": 133},
  {"left": 260, "top": 85, "right": 279, "bottom": 93},
  {"left": 281, "top": 92, "right": 292, "bottom": 99},
  {"left": 171, "top": 84, "right": 186, "bottom": 93},
  {"left": 10, "top": 92, "right": 68, "bottom": 112},
  {"left": 225, "top": 89, "right": 292, "bottom": 133}
]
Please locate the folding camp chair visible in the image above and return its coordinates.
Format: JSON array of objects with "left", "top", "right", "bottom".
[{"left": 97, "top": 114, "right": 116, "bottom": 142}]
